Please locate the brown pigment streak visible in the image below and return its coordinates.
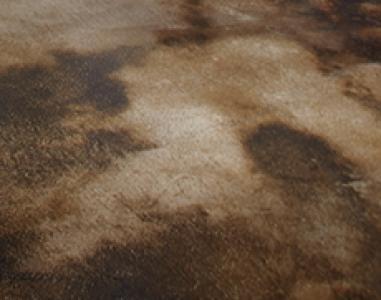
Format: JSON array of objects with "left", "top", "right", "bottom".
[
  {"left": 2, "top": 205, "right": 380, "bottom": 300},
  {"left": 0, "top": 46, "right": 152, "bottom": 187},
  {"left": 245, "top": 122, "right": 381, "bottom": 299},
  {"left": 323, "top": 0, "right": 381, "bottom": 63},
  {"left": 220, "top": 1, "right": 381, "bottom": 73},
  {"left": 0, "top": 207, "right": 346, "bottom": 300},
  {"left": 155, "top": 0, "right": 381, "bottom": 72},
  {"left": 0, "top": 46, "right": 155, "bottom": 296},
  {"left": 294, "top": 0, "right": 381, "bottom": 70},
  {"left": 157, "top": 0, "right": 215, "bottom": 47},
  {"left": 342, "top": 78, "right": 381, "bottom": 116}
]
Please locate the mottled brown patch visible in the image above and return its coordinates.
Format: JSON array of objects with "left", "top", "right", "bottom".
[
  {"left": 249, "top": 1, "right": 381, "bottom": 72},
  {"left": 246, "top": 122, "right": 354, "bottom": 183},
  {"left": 0, "top": 46, "right": 155, "bottom": 298},
  {"left": 2, "top": 203, "right": 380, "bottom": 299},
  {"left": 0, "top": 46, "right": 150, "bottom": 187},
  {"left": 308, "top": 0, "right": 381, "bottom": 67},
  {"left": 85, "top": 129, "right": 155, "bottom": 170},
  {"left": 157, "top": 0, "right": 215, "bottom": 46},
  {"left": 0, "top": 207, "right": 342, "bottom": 300},
  {"left": 246, "top": 122, "right": 381, "bottom": 299},
  {"left": 343, "top": 78, "right": 381, "bottom": 115},
  {"left": 0, "top": 205, "right": 45, "bottom": 288}
]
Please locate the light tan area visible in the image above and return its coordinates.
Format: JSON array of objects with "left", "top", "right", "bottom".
[{"left": 0, "top": 0, "right": 169, "bottom": 67}]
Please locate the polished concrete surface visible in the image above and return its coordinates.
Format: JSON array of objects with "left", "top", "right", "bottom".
[{"left": 1, "top": 1, "right": 381, "bottom": 299}]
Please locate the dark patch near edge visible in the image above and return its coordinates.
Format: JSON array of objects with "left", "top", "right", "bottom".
[
  {"left": 156, "top": 0, "right": 380, "bottom": 68},
  {"left": 1, "top": 198, "right": 378, "bottom": 299},
  {"left": 0, "top": 45, "right": 157, "bottom": 298},
  {"left": 246, "top": 123, "right": 354, "bottom": 184},
  {"left": 0, "top": 229, "right": 38, "bottom": 281},
  {"left": 157, "top": 0, "right": 216, "bottom": 47},
  {"left": 246, "top": 122, "right": 381, "bottom": 299},
  {"left": 52, "top": 48, "right": 131, "bottom": 113},
  {"left": 263, "top": 1, "right": 381, "bottom": 73},
  {"left": 1, "top": 127, "right": 379, "bottom": 300},
  {"left": 0, "top": 206, "right": 356, "bottom": 300},
  {"left": 85, "top": 129, "right": 155, "bottom": 170},
  {"left": 0, "top": 46, "right": 151, "bottom": 187},
  {"left": 310, "top": 0, "right": 381, "bottom": 67},
  {"left": 342, "top": 78, "right": 381, "bottom": 115}
]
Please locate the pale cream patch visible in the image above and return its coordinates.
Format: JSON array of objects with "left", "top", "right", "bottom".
[{"left": 0, "top": 0, "right": 172, "bottom": 67}]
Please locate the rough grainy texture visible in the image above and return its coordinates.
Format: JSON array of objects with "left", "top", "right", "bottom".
[{"left": 0, "top": 0, "right": 380, "bottom": 299}]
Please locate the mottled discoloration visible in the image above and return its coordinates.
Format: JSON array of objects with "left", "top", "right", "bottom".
[
  {"left": 1, "top": 0, "right": 381, "bottom": 299},
  {"left": 157, "top": 0, "right": 215, "bottom": 46},
  {"left": 342, "top": 78, "right": 381, "bottom": 115},
  {"left": 0, "top": 47, "right": 150, "bottom": 186},
  {"left": 246, "top": 123, "right": 381, "bottom": 297},
  {"left": 2, "top": 206, "right": 379, "bottom": 299},
  {"left": 0, "top": 209, "right": 356, "bottom": 299}
]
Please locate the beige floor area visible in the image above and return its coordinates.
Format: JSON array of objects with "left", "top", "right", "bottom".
[{"left": 0, "top": 1, "right": 380, "bottom": 299}]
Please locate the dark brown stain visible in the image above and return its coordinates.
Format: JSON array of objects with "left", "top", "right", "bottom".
[
  {"left": 157, "top": 0, "right": 215, "bottom": 47},
  {"left": 2, "top": 204, "right": 380, "bottom": 299},
  {"left": 246, "top": 122, "right": 381, "bottom": 299},
  {"left": 335, "top": 287, "right": 375, "bottom": 300},
  {"left": 1, "top": 119, "right": 380, "bottom": 299},
  {"left": 232, "top": 1, "right": 381, "bottom": 73},
  {"left": 0, "top": 209, "right": 42, "bottom": 284},
  {"left": 246, "top": 123, "right": 354, "bottom": 184},
  {"left": 85, "top": 129, "right": 155, "bottom": 170},
  {"left": 303, "top": 0, "right": 381, "bottom": 69},
  {"left": 0, "top": 46, "right": 152, "bottom": 187},
  {"left": 0, "top": 188, "right": 85, "bottom": 299},
  {"left": 52, "top": 48, "right": 134, "bottom": 113},
  {"left": 86, "top": 129, "right": 151, "bottom": 157},
  {"left": 328, "top": 0, "right": 381, "bottom": 62},
  {"left": 0, "top": 207, "right": 341, "bottom": 300},
  {"left": 155, "top": 0, "right": 381, "bottom": 72},
  {"left": 130, "top": 1, "right": 381, "bottom": 82},
  {"left": 0, "top": 46, "right": 155, "bottom": 297},
  {"left": 342, "top": 78, "right": 381, "bottom": 115}
]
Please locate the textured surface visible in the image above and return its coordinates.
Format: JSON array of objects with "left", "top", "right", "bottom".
[{"left": 1, "top": 0, "right": 381, "bottom": 299}]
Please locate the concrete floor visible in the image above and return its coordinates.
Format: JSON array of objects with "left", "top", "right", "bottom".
[{"left": 0, "top": 1, "right": 380, "bottom": 299}]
